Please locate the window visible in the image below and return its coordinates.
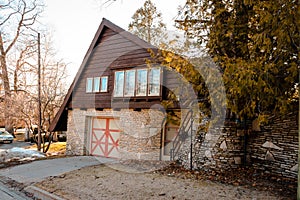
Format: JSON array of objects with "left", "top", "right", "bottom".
[
  {"left": 113, "top": 67, "right": 161, "bottom": 97},
  {"left": 114, "top": 71, "right": 124, "bottom": 97},
  {"left": 124, "top": 70, "right": 136, "bottom": 96},
  {"left": 100, "top": 76, "right": 108, "bottom": 92},
  {"left": 86, "top": 78, "right": 93, "bottom": 93},
  {"left": 148, "top": 68, "right": 160, "bottom": 96},
  {"left": 86, "top": 76, "right": 108, "bottom": 93},
  {"left": 93, "top": 77, "right": 100, "bottom": 92},
  {"left": 136, "top": 69, "right": 148, "bottom": 96}
]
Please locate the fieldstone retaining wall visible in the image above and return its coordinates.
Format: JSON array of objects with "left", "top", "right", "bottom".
[
  {"left": 178, "top": 113, "right": 298, "bottom": 180},
  {"left": 247, "top": 113, "right": 298, "bottom": 179},
  {"left": 178, "top": 124, "right": 246, "bottom": 170}
]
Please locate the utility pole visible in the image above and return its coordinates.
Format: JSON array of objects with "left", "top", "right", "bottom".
[
  {"left": 37, "top": 32, "right": 41, "bottom": 151},
  {"left": 297, "top": 70, "right": 300, "bottom": 200}
]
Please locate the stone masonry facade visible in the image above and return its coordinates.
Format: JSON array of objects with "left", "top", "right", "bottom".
[
  {"left": 178, "top": 124, "right": 246, "bottom": 170},
  {"left": 178, "top": 112, "right": 298, "bottom": 180},
  {"left": 247, "top": 113, "right": 298, "bottom": 179},
  {"left": 66, "top": 108, "right": 165, "bottom": 160},
  {"left": 66, "top": 106, "right": 298, "bottom": 180}
]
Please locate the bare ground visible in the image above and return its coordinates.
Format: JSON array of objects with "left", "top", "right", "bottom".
[{"left": 35, "top": 161, "right": 296, "bottom": 200}]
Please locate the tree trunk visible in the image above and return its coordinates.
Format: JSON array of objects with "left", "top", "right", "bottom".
[{"left": 0, "top": 33, "right": 13, "bottom": 133}]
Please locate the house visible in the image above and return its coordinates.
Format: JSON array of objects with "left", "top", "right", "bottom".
[
  {"left": 49, "top": 18, "right": 198, "bottom": 161},
  {"left": 48, "top": 19, "right": 298, "bottom": 182}
]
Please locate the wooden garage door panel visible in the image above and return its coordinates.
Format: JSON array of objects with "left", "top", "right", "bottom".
[
  {"left": 93, "top": 118, "right": 106, "bottom": 129},
  {"left": 106, "top": 131, "right": 120, "bottom": 157},
  {"left": 90, "top": 118, "right": 120, "bottom": 158},
  {"left": 91, "top": 130, "right": 105, "bottom": 156},
  {"left": 109, "top": 119, "right": 119, "bottom": 130}
]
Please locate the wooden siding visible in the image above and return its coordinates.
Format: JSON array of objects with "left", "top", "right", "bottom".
[
  {"left": 49, "top": 19, "right": 186, "bottom": 132},
  {"left": 69, "top": 27, "right": 182, "bottom": 110}
]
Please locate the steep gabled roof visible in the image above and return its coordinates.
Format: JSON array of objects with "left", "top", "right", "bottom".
[{"left": 49, "top": 18, "right": 157, "bottom": 132}]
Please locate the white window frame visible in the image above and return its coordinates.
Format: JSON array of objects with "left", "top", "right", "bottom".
[
  {"left": 100, "top": 76, "right": 108, "bottom": 92},
  {"left": 86, "top": 78, "right": 93, "bottom": 93},
  {"left": 124, "top": 70, "right": 136, "bottom": 97},
  {"left": 136, "top": 69, "right": 148, "bottom": 96},
  {"left": 148, "top": 67, "right": 161, "bottom": 96},
  {"left": 114, "top": 71, "right": 125, "bottom": 97},
  {"left": 113, "top": 67, "right": 161, "bottom": 97},
  {"left": 93, "top": 77, "right": 100, "bottom": 92}
]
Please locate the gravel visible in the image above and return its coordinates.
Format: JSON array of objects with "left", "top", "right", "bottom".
[{"left": 35, "top": 161, "right": 292, "bottom": 200}]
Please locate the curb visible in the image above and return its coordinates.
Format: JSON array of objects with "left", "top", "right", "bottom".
[{"left": 24, "top": 185, "right": 65, "bottom": 200}]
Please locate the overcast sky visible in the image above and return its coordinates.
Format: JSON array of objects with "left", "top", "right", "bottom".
[{"left": 42, "top": 0, "right": 185, "bottom": 80}]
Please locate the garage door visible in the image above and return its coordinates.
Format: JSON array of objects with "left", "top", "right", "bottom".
[{"left": 90, "top": 118, "right": 120, "bottom": 158}]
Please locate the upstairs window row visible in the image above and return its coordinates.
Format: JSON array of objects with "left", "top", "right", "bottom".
[
  {"left": 114, "top": 67, "right": 161, "bottom": 97},
  {"left": 86, "top": 76, "right": 108, "bottom": 93}
]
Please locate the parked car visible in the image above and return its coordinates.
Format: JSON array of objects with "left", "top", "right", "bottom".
[
  {"left": 14, "top": 128, "right": 26, "bottom": 135},
  {"left": 0, "top": 130, "right": 14, "bottom": 143},
  {"left": 31, "top": 132, "right": 50, "bottom": 143},
  {"left": 57, "top": 131, "right": 67, "bottom": 142},
  {"left": 30, "top": 127, "right": 50, "bottom": 143},
  {"left": 14, "top": 127, "right": 27, "bottom": 141}
]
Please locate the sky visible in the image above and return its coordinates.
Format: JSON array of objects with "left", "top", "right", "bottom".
[{"left": 42, "top": 0, "right": 185, "bottom": 80}]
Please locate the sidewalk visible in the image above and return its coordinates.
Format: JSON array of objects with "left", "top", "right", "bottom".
[
  {"left": 0, "top": 180, "right": 30, "bottom": 200},
  {"left": 0, "top": 156, "right": 115, "bottom": 199}
]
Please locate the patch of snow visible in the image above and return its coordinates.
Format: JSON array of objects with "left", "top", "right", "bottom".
[
  {"left": 0, "top": 147, "right": 45, "bottom": 163},
  {"left": 9, "top": 147, "right": 45, "bottom": 158}
]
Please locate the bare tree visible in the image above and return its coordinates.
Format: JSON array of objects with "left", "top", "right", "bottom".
[
  {"left": 0, "top": 0, "right": 44, "bottom": 132},
  {"left": 0, "top": 1, "right": 68, "bottom": 153},
  {"left": 8, "top": 32, "right": 68, "bottom": 152}
]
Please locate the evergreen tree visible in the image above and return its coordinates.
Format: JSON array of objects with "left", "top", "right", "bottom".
[
  {"left": 128, "top": 0, "right": 168, "bottom": 47},
  {"left": 176, "top": 0, "right": 299, "bottom": 120}
]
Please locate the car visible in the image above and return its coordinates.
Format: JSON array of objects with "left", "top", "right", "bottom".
[
  {"left": 15, "top": 128, "right": 26, "bottom": 135},
  {"left": 14, "top": 127, "right": 27, "bottom": 141},
  {"left": 0, "top": 130, "right": 14, "bottom": 143},
  {"left": 57, "top": 131, "right": 67, "bottom": 142},
  {"left": 30, "top": 128, "right": 50, "bottom": 143}
]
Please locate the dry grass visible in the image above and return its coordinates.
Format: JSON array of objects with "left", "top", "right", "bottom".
[
  {"left": 25, "top": 142, "right": 66, "bottom": 155},
  {"left": 46, "top": 142, "right": 66, "bottom": 153}
]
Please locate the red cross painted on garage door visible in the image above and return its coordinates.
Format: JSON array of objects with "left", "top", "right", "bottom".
[{"left": 90, "top": 118, "right": 120, "bottom": 158}]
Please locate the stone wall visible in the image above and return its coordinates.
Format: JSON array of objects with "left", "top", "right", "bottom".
[
  {"left": 66, "top": 109, "right": 87, "bottom": 155},
  {"left": 118, "top": 109, "right": 164, "bottom": 160},
  {"left": 66, "top": 108, "right": 165, "bottom": 160},
  {"left": 178, "top": 124, "right": 246, "bottom": 170},
  {"left": 247, "top": 113, "right": 298, "bottom": 179},
  {"left": 178, "top": 113, "right": 298, "bottom": 180}
]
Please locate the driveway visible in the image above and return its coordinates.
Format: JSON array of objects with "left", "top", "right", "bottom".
[
  {"left": 0, "top": 157, "right": 293, "bottom": 199},
  {"left": 0, "top": 156, "right": 115, "bottom": 184},
  {"left": 35, "top": 162, "right": 282, "bottom": 200}
]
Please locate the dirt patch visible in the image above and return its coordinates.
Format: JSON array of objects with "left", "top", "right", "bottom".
[{"left": 35, "top": 161, "right": 293, "bottom": 200}]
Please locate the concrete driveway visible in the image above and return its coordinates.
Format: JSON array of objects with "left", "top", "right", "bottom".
[{"left": 0, "top": 156, "right": 115, "bottom": 184}]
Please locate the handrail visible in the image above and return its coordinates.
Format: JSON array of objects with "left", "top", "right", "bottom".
[{"left": 170, "top": 109, "right": 193, "bottom": 160}]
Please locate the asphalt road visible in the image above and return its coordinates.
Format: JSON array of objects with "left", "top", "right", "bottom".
[{"left": 0, "top": 140, "right": 32, "bottom": 150}]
